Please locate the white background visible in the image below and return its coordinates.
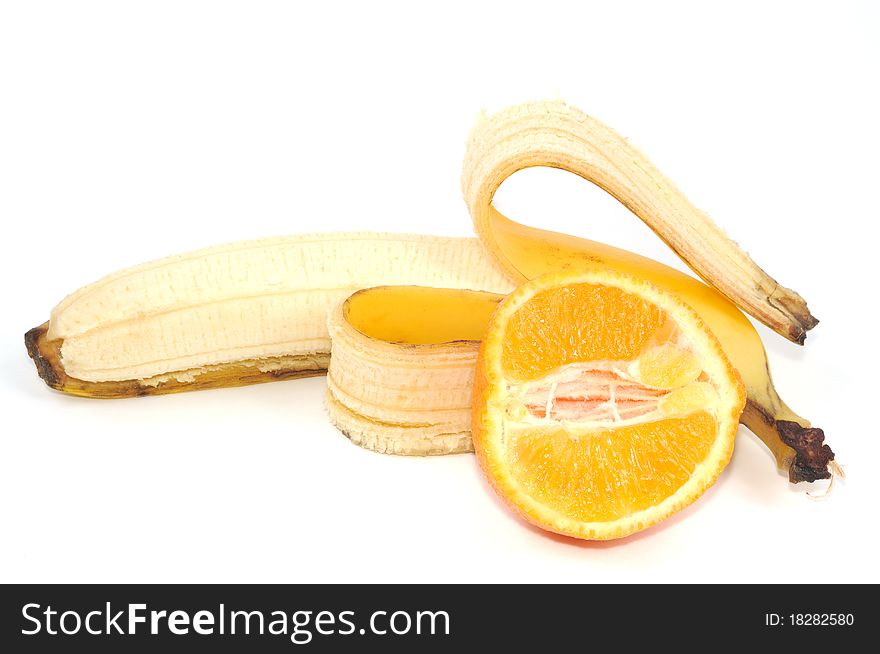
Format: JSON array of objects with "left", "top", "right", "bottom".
[{"left": 1, "top": 1, "right": 877, "bottom": 583}]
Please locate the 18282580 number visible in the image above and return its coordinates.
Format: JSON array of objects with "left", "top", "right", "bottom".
[{"left": 790, "top": 614, "right": 854, "bottom": 626}]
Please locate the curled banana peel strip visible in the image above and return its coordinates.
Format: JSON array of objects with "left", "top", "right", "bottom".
[
  {"left": 326, "top": 287, "right": 504, "bottom": 455},
  {"left": 25, "top": 100, "right": 834, "bottom": 484}
]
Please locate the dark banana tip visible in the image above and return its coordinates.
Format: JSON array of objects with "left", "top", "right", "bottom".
[
  {"left": 24, "top": 322, "right": 61, "bottom": 390},
  {"left": 769, "top": 286, "right": 819, "bottom": 345},
  {"left": 777, "top": 420, "right": 834, "bottom": 483}
]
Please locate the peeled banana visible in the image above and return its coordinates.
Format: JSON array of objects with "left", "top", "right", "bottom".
[
  {"left": 26, "top": 234, "right": 512, "bottom": 394},
  {"left": 25, "top": 100, "right": 834, "bottom": 484}
]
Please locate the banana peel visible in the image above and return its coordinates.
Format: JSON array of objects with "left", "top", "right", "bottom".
[
  {"left": 25, "top": 322, "right": 329, "bottom": 398},
  {"left": 24, "top": 100, "right": 834, "bottom": 484}
]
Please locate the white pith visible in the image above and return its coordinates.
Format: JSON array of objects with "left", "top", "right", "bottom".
[{"left": 503, "top": 356, "right": 717, "bottom": 432}]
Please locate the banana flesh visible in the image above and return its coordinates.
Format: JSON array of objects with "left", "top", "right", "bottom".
[{"left": 25, "top": 101, "right": 834, "bottom": 483}]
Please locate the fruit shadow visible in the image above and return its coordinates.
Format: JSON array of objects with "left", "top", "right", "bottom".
[
  {"left": 757, "top": 321, "right": 814, "bottom": 364},
  {"left": 470, "top": 457, "right": 728, "bottom": 550},
  {"left": 732, "top": 429, "right": 837, "bottom": 500}
]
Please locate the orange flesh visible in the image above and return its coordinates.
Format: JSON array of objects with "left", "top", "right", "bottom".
[
  {"left": 502, "top": 283, "right": 668, "bottom": 381},
  {"left": 498, "top": 282, "right": 719, "bottom": 524},
  {"left": 507, "top": 412, "right": 717, "bottom": 522}
]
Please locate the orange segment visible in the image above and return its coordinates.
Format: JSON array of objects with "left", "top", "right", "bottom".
[
  {"left": 473, "top": 269, "right": 746, "bottom": 540},
  {"left": 633, "top": 343, "right": 703, "bottom": 389},
  {"left": 658, "top": 382, "right": 720, "bottom": 417},
  {"left": 508, "top": 412, "right": 716, "bottom": 523},
  {"left": 502, "top": 283, "right": 668, "bottom": 380}
]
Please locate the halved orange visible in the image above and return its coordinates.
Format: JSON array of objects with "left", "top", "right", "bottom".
[{"left": 472, "top": 270, "right": 746, "bottom": 540}]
